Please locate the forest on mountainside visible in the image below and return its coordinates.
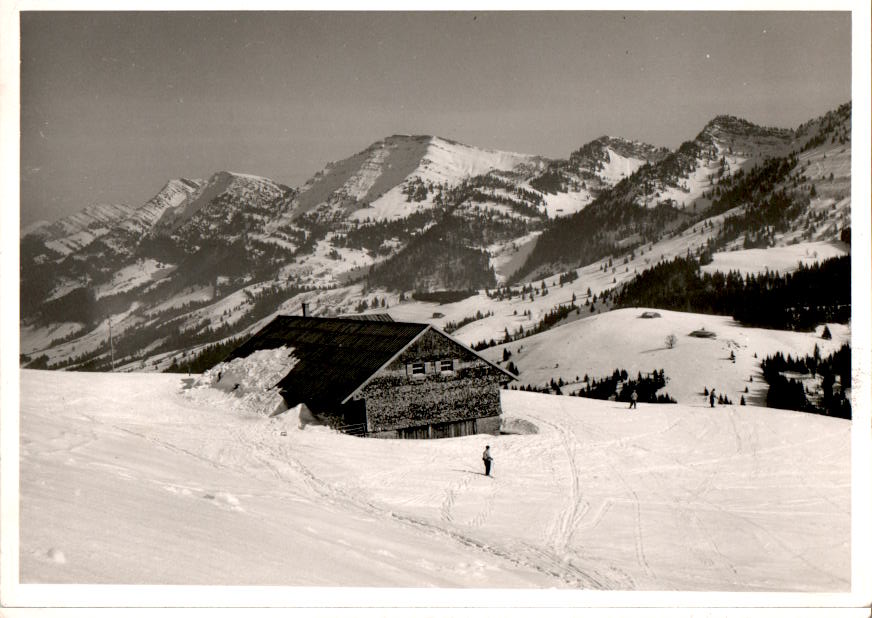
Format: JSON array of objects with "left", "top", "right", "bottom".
[
  {"left": 508, "top": 190, "right": 689, "bottom": 283},
  {"left": 366, "top": 213, "right": 496, "bottom": 292},
  {"left": 613, "top": 255, "right": 850, "bottom": 331}
]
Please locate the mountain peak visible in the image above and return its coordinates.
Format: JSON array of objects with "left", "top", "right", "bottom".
[
  {"left": 569, "top": 135, "right": 668, "bottom": 173},
  {"left": 384, "top": 133, "right": 433, "bottom": 143},
  {"left": 699, "top": 115, "right": 793, "bottom": 144}
]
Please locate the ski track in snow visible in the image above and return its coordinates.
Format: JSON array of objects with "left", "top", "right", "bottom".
[
  {"left": 19, "top": 371, "right": 851, "bottom": 590},
  {"left": 256, "top": 423, "right": 612, "bottom": 588},
  {"left": 261, "top": 429, "right": 608, "bottom": 588},
  {"left": 527, "top": 412, "right": 586, "bottom": 555}
]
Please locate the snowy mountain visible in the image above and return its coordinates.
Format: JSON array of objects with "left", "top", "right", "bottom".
[
  {"left": 19, "top": 103, "right": 852, "bottom": 377},
  {"left": 272, "top": 134, "right": 545, "bottom": 224},
  {"left": 631, "top": 114, "right": 796, "bottom": 211},
  {"left": 19, "top": 171, "right": 297, "bottom": 359},
  {"left": 510, "top": 103, "right": 851, "bottom": 282}
]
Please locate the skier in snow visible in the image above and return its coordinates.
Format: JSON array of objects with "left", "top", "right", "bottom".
[
  {"left": 629, "top": 390, "right": 638, "bottom": 409},
  {"left": 709, "top": 389, "right": 716, "bottom": 408},
  {"left": 482, "top": 445, "right": 493, "bottom": 476}
]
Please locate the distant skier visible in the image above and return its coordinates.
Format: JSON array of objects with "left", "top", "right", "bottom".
[
  {"left": 629, "top": 390, "right": 638, "bottom": 409},
  {"left": 709, "top": 389, "right": 716, "bottom": 408},
  {"left": 482, "top": 445, "right": 493, "bottom": 476}
]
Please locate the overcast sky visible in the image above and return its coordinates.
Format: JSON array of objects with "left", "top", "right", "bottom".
[{"left": 19, "top": 11, "right": 852, "bottom": 228}]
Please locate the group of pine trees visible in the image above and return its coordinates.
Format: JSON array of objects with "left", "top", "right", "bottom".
[
  {"left": 443, "top": 309, "right": 493, "bottom": 334},
  {"left": 364, "top": 203, "right": 542, "bottom": 293},
  {"left": 510, "top": 368, "right": 675, "bottom": 403},
  {"left": 570, "top": 368, "right": 676, "bottom": 404},
  {"left": 335, "top": 209, "right": 436, "bottom": 255},
  {"left": 761, "top": 343, "right": 851, "bottom": 418}
]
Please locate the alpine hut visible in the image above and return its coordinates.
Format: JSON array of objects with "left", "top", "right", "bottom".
[{"left": 224, "top": 315, "right": 516, "bottom": 438}]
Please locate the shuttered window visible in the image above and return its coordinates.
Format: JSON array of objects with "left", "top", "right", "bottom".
[{"left": 439, "top": 359, "right": 454, "bottom": 373}]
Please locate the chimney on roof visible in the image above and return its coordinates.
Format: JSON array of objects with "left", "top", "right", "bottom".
[{"left": 301, "top": 303, "right": 308, "bottom": 317}]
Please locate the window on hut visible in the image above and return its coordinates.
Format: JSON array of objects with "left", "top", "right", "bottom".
[
  {"left": 439, "top": 359, "right": 454, "bottom": 373},
  {"left": 410, "top": 361, "right": 426, "bottom": 377}
]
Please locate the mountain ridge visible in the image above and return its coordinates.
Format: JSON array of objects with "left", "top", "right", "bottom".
[{"left": 19, "top": 103, "right": 852, "bottom": 373}]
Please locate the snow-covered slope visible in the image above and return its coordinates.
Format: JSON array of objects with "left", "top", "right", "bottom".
[
  {"left": 598, "top": 146, "right": 648, "bottom": 184},
  {"left": 116, "top": 177, "right": 205, "bottom": 236},
  {"left": 480, "top": 307, "right": 849, "bottom": 406},
  {"left": 355, "top": 137, "right": 546, "bottom": 221},
  {"left": 419, "top": 136, "right": 540, "bottom": 186},
  {"left": 700, "top": 242, "right": 847, "bottom": 277},
  {"left": 24, "top": 202, "right": 136, "bottom": 257},
  {"left": 19, "top": 369, "right": 850, "bottom": 591},
  {"left": 270, "top": 134, "right": 543, "bottom": 224},
  {"left": 570, "top": 136, "right": 669, "bottom": 185}
]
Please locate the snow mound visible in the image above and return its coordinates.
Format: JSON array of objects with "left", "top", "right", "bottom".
[
  {"left": 202, "top": 491, "right": 243, "bottom": 511},
  {"left": 500, "top": 416, "right": 539, "bottom": 435},
  {"left": 47, "top": 548, "right": 66, "bottom": 564},
  {"left": 193, "top": 347, "right": 297, "bottom": 417}
]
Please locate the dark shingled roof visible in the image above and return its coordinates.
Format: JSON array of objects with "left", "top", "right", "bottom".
[
  {"left": 225, "top": 315, "right": 429, "bottom": 409},
  {"left": 336, "top": 313, "right": 394, "bottom": 322}
]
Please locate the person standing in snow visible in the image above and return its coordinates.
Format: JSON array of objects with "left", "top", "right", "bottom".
[
  {"left": 482, "top": 445, "right": 493, "bottom": 476},
  {"left": 709, "top": 389, "right": 716, "bottom": 408},
  {"left": 629, "top": 390, "right": 638, "bottom": 409}
]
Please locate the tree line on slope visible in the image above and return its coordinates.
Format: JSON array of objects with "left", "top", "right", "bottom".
[
  {"left": 509, "top": 368, "right": 676, "bottom": 404},
  {"left": 613, "top": 255, "right": 850, "bottom": 331},
  {"left": 570, "top": 368, "right": 676, "bottom": 403},
  {"left": 471, "top": 302, "right": 580, "bottom": 351},
  {"left": 164, "top": 335, "right": 248, "bottom": 374}
]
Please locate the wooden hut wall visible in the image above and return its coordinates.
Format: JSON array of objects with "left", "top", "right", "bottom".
[{"left": 359, "top": 329, "right": 503, "bottom": 434}]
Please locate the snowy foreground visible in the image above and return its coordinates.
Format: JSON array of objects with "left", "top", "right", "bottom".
[{"left": 20, "top": 369, "right": 850, "bottom": 591}]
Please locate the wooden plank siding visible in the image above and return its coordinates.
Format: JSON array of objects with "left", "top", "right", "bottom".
[
  {"left": 395, "top": 419, "right": 477, "bottom": 440},
  {"left": 359, "top": 329, "right": 503, "bottom": 437}
]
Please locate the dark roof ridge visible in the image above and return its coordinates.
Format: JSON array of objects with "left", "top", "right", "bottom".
[{"left": 273, "top": 314, "right": 425, "bottom": 328}]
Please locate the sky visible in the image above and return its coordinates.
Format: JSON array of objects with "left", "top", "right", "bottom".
[{"left": 19, "top": 11, "right": 852, "bottom": 229}]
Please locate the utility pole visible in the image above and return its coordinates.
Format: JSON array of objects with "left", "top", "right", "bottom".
[{"left": 107, "top": 315, "right": 115, "bottom": 371}]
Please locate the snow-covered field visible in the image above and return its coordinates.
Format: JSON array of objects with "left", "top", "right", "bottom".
[
  {"left": 94, "top": 258, "right": 174, "bottom": 299},
  {"left": 481, "top": 307, "right": 850, "bottom": 406},
  {"left": 19, "top": 368, "right": 850, "bottom": 592},
  {"left": 701, "top": 242, "right": 847, "bottom": 277}
]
